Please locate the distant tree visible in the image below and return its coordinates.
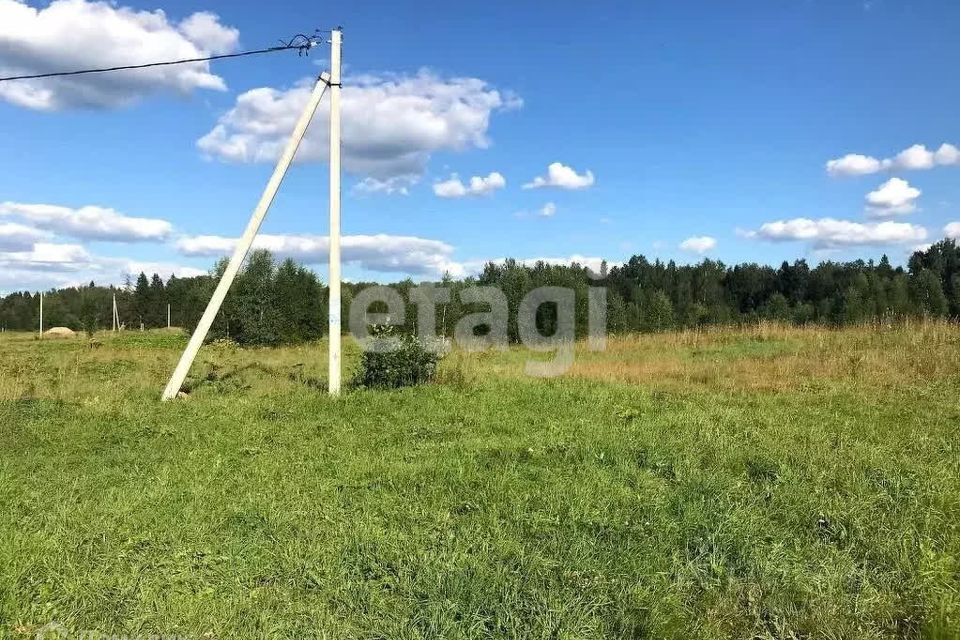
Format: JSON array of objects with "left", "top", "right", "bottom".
[
  {"left": 643, "top": 290, "right": 674, "bottom": 332},
  {"left": 950, "top": 273, "right": 960, "bottom": 319},
  {"left": 272, "top": 258, "right": 324, "bottom": 343},
  {"left": 877, "top": 254, "right": 895, "bottom": 280},
  {"left": 866, "top": 272, "right": 889, "bottom": 318},
  {"left": 229, "top": 250, "right": 281, "bottom": 345},
  {"left": 887, "top": 274, "right": 912, "bottom": 318},
  {"left": 149, "top": 273, "right": 166, "bottom": 327},
  {"left": 792, "top": 302, "right": 816, "bottom": 325},
  {"left": 910, "top": 269, "right": 948, "bottom": 318},
  {"left": 763, "top": 292, "right": 791, "bottom": 322},
  {"left": 607, "top": 291, "right": 629, "bottom": 334},
  {"left": 80, "top": 284, "right": 99, "bottom": 337},
  {"left": 133, "top": 273, "right": 150, "bottom": 328},
  {"left": 3, "top": 242, "right": 957, "bottom": 339},
  {"left": 840, "top": 273, "right": 871, "bottom": 324}
]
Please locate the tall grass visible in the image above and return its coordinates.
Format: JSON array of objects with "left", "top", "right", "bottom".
[
  {"left": 471, "top": 320, "right": 960, "bottom": 393},
  {"left": 0, "top": 323, "right": 958, "bottom": 638}
]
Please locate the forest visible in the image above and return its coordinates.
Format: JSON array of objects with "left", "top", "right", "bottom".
[{"left": 2, "top": 239, "right": 959, "bottom": 344}]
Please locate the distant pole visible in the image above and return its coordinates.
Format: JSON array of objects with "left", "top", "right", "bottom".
[
  {"left": 328, "top": 28, "right": 343, "bottom": 396},
  {"left": 39, "top": 291, "right": 43, "bottom": 338},
  {"left": 167, "top": 303, "right": 171, "bottom": 329},
  {"left": 112, "top": 294, "right": 118, "bottom": 332},
  {"left": 161, "top": 71, "right": 332, "bottom": 401}
]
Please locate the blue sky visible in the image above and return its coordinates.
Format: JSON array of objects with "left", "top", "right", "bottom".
[{"left": 1, "top": 0, "right": 959, "bottom": 291}]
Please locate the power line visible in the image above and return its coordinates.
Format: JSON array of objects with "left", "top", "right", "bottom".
[{"left": 0, "top": 34, "right": 321, "bottom": 83}]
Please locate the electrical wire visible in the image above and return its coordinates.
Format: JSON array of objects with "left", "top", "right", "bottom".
[{"left": 0, "top": 33, "right": 321, "bottom": 83}]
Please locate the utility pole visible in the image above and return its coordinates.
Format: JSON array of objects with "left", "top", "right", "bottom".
[
  {"left": 112, "top": 294, "right": 118, "bottom": 332},
  {"left": 161, "top": 70, "right": 332, "bottom": 401},
  {"left": 328, "top": 28, "right": 343, "bottom": 396},
  {"left": 167, "top": 303, "right": 171, "bottom": 329},
  {"left": 38, "top": 291, "right": 43, "bottom": 338}
]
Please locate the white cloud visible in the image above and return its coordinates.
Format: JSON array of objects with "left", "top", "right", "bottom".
[
  {"left": 748, "top": 217, "right": 927, "bottom": 248},
  {"left": 0, "top": 241, "right": 91, "bottom": 270},
  {"left": 0, "top": 268, "right": 70, "bottom": 291},
  {"left": 523, "top": 162, "right": 595, "bottom": 190},
  {"left": 679, "top": 236, "right": 717, "bottom": 254},
  {"left": 826, "top": 143, "right": 959, "bottom": 176},
  {"left": 0, "top": 202, "right": 173, "bottom": 242},
  {"left": 176, "top": 11, "right": 239, "bottom": 55},
  {"left": 353, "top": 176, "right": 418, "bottom": 196},
  {"left": 934, "top": 143, "right": 960, "bottom": 166},
  {"left": 945, "top": 222, "right": 960, "bottom": 240},
  {"left": 121, "top": 261, "right": 206, "bottom": 279},
  {"left": 864, "top": 177, "right": 921, "bottom": 217},
  {"left": 0, "top": 0, "right": 239, "bottom": 110},
  {"left": 538, "top": 202, "right": 557, "bottom": 217},
  {"left": 174, "top": 235, "right": 235, "bottom": 255},
  {"left": 0, "top": 222, "right": 50, "bottom": 251},
  {"left": 175, "top": 232, "right": 463, "bottom": 277},
  {"left": 892, "top": 144, "right": 935, "bottom": 171},
  {"left": 511, "top": 201, "right": 558, "bottom": 219},
  {"left": 826, "top": 154, "right": 884, "bottom": 177},
  {"left": 432, "top": 178, "right": 468, "bottom": 198},
  {"left": 198, "top": 70, "right": 521, "bottom": 182},
  {"left": 0, "top": 239, "right": 206, "bottom": 291},
  {"left": 433, "top": 172, "right": 506, "bottom": 198},
  {"left": 469, "top": 172, "right": 506, "bottom": 195}
]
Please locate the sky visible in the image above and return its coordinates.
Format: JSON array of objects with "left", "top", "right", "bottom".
[{"left": 1, "top": 0, "right": 959, "bottom": 292}]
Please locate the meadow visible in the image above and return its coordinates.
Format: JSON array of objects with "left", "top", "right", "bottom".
[{"left": 0, "top": 323, "right": 958, "bottom": 639}]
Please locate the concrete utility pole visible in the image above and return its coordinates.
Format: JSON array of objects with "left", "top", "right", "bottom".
[
  {"left": 38, "top": 291, "right": 43, "bottom": 338},
  {"left": 160, "top": 70, "right": 332, "bottom": 401},
  {"left": 167, "top": 303, "right": 171, "bottom": 329},
  {"left": 328, "top": 28, "right": 343, "bottom": 396},
  {"left": 112, "top": 294, "right": 118, "bottom": 332}
]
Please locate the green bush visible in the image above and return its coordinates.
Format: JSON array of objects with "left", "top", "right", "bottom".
[{"left": 353, "top": 326, "right": 443, "bottom": 389}]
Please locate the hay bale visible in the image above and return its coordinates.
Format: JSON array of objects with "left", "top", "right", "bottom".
[{"left": 44, "top": 327, "right": 76, "bottom": 338}]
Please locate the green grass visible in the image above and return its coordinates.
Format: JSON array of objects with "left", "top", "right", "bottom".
[{"left": 1, "top": 326, "right": 958, "bottom": 638}]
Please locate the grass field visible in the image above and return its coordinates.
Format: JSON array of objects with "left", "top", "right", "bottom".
[{"left": 1, "top": 324, "right": 958, "bottom": 639}]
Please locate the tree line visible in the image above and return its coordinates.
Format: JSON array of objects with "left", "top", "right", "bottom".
[{"left": 2, "top": 240, "right": 959, "bottom": 342}]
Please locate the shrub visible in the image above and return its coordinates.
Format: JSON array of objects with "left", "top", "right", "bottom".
[{"left": 353, "top": 326, "right": 444, "bottom": 389}]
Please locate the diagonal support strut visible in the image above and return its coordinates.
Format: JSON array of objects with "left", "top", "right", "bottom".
[{"left": 161, "top": 72, "right": 332, "bottom": 401}]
